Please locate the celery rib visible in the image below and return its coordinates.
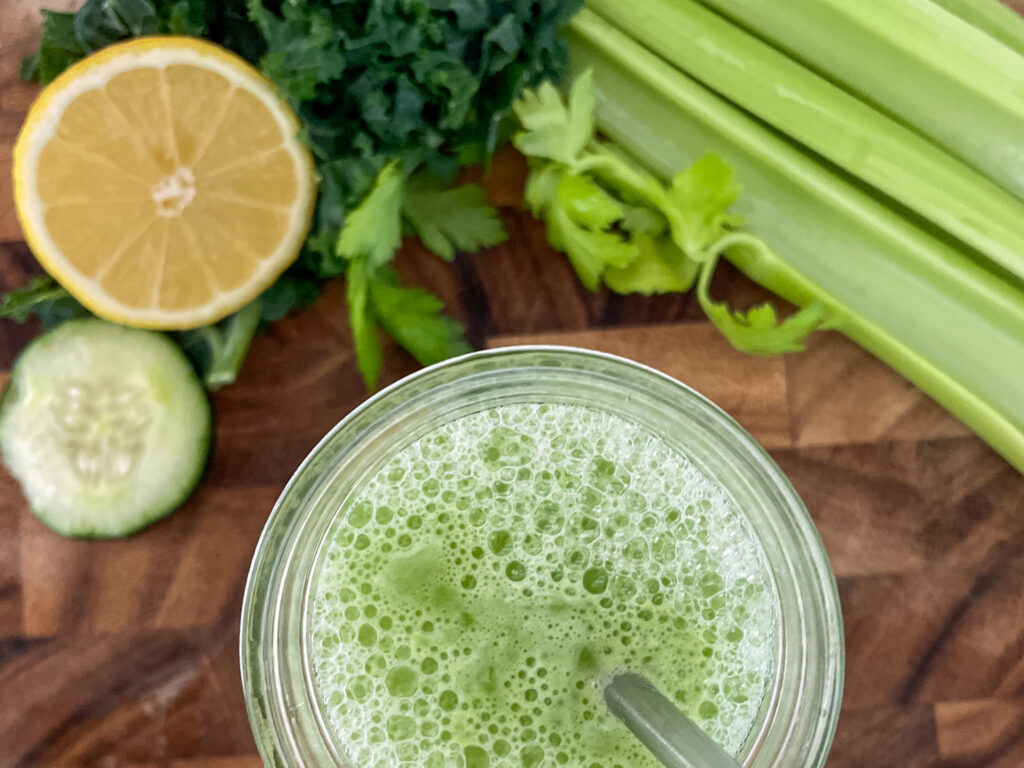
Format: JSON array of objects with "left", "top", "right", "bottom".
[
  {"left": 695, "top": 0, "right": 1024, "bottom": 200},
  {"left": 568, "top": 8, "right": 1024, "bottom": 472},
  {"left": 585, "top": 0, "right": 1024, "bottom": 284},
  {"left": 928, "top": 0, "right": 1024, "bottom": 58}
]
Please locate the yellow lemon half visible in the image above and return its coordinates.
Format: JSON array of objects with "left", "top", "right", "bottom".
[{"left": 13, "top": 37, "right": 316, "bottom": 329}]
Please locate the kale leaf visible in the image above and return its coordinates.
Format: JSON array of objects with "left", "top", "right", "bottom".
[{"left": 0, "top": 276, "right": 90, "bottom": 328}]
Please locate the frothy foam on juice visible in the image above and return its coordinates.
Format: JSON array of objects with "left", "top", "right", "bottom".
[{"left": 310, "top": 404, "right": 777, "bottom": 766}]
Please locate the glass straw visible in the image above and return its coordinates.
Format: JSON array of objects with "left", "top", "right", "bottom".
[{"left": 604, "top": 673, "right": 743, "bottom": 768}]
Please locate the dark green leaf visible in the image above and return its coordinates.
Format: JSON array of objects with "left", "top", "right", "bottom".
[
  {"left": 251, "top": 0, "right": 345, "bottom": 104},
  {"left": 0, "top": 276, "right": 90, "bottom": 328},
  {"left": 159, "top": 0, "right": 207, "bottom": 36},
  {"left": 482, "top": 14, "right": 524, "bottom": 75},
  {"left": 258, "top": 273, "right": 323, "bottom": 323},
  {"left": 21, "top": 11, "right": 85, "bottom": 84},
  {"left": 18, "top": 0, "right": 583, "bottom": 393},
  {"left": 74, "top": 0, "right": 160, "bottom": 53},
  {"left": 204, "top": 0, "right": 263, "bottom": 62}
]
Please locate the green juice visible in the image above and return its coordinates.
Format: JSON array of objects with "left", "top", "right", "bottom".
[{"left": 309, "top": 403, "right": 778, "bottom": 766}]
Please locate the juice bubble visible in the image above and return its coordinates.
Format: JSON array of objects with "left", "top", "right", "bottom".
[
  {"left": 488, "top": 530, "right": 512, "bottom": 556},
  {"left": 464, "top": 745, "right": 490, "bottom": 768},
  {"left": 357, "top": 624, "right": 377, "bottom": 648},
  {"left": 582, "top": 567, "right": 609, "bottom": 595},
  {"left": 521, "top": 745, "right": 545, "bottom": 767},
  {"left": 535, "top": 501, "right": 564, "bottom": 534},
  {"left": 387, "top": 714, "right": 416, "bottom": 741},
  {"left": 385, "top": 666, "right": 418, "bottom": 697},
  {"left": 349, "top": 502, "right": 373, "bottom": 528},
  {"left": 505, "top": 562, "right": 527, "bottom": 582}
]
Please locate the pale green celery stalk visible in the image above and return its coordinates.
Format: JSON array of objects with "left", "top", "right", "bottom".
[
  {"left": 695, "top": 0, "right": 1024, "bottom": 199},
  {"left": 928, "top": 0, "right": 1024, "bottom": 57},
  {"left": 585, "top": 0, "right": 1024, "bottom": 283},
  {"left": 567, "top": 8, "right": 1024, "bottom": 472}
]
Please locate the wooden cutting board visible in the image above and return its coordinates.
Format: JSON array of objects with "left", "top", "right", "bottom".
[{"left": 2, "top": 2, "right": 1023, "bottom": 766}]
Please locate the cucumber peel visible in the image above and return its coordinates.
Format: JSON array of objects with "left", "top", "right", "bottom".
[{"left": 0, "top": 319, "right": 210, "bottom": 538}]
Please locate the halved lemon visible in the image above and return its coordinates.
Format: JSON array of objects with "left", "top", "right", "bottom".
[{"left": 13, "top": 37, "right": 316, "bottom": 329}]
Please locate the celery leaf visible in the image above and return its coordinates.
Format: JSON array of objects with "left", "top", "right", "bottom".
[
  {"left": 549, "top": 205, "right": 637, "bottom": 291},
  {"left": 697, "top": 252, "right": 824, "bottom": 354},
  {"left": 605, "top": 237, "right": 700, "bottom": 296},
  {"left": 530, "top": 168, "right": 637, "bottom": 290},
  {"left": 666, "top": 154, "right": 743, "bottom": 258},
  {"left": 557, "top": 172, "right": 624, "bottom": 231},
  {"left": 524, "top": 163, "right": 564, "bottom": 219},
  {"left": 513, "top": 69, "right": 594, "bottom": 165}
]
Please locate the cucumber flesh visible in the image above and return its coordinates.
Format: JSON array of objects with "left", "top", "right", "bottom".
[{"left": 0, "top": 319, "right": 210, "bottom": 538}]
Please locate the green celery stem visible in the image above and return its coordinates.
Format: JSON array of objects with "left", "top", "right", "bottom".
[{"left": 920, "top": 0, "right": 1024, "bottom": 58}]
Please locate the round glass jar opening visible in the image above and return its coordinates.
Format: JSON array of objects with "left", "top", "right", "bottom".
[{"left": 240, "top": 347, "right": 844, "bottom": 767}]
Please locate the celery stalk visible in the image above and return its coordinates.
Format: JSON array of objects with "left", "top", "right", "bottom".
[
  {"left": 567, "top": 8, "right": 1024, "bottom": 472},
  {"left": 585, "top": 0, "right": 1024, "bottom": 283},
  {"left": 695, "top": 0, "right": 1024, "bottom": 200},
  {"left": 928, "top": 0, "right": 1024, "bottom": 57}
]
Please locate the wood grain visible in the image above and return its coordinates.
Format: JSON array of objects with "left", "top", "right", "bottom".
[
  {"left": 786, "top": 332, "right": 971, "bottom": 448},
  {"left": 490, "top": 324, "right": 792, "bottom": 449},
  {"left": 936, "top": 699, "right": 1024, "bottom": 767},
  {"left": 2, "top": 1, "right": 1024, "bottom": 766}
]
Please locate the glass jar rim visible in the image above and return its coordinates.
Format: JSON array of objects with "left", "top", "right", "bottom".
[{"left": 240, "top": 346, "right": 844, "bottom": 768}]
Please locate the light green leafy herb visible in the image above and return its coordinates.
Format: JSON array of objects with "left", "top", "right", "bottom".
[
  {"left": 514, "top": 73, "right": 594, "bottom": 165},
  {"left": 343, "top": 257, "right": 471, "bottom": 390},
  {"left": 403, "top": 177, "right": 508, "bottom": 262},
  {"left": 345, "top": 256, "right": 384, "bottom": 393},
  {"left": 370, "top": 272, "right": 472, "bottom": 367},
  {"left": 696, "top": 246, "right": 828, "bottom": 354},
  {"left": 666, "top": 154, "right": 742, "bottom": 259},
  {"left": 604, "top": 237, "right": 698, "bottom": 296},
  {"left": 514, "top": 70, "right": 826, "bottom": 354},
  {"left": 336, "top": 161, "right": 406, "bottom": 270},
  {"left": 176, "top": 301, "right": 262, "bottom": 390},
  {"left": 332, "top": 161, "right": 502, "bottom": 387}
]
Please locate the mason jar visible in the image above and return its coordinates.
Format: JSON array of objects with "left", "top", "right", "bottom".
[{"left": 240, "top": 346, "right": 844, "bottom": 767}]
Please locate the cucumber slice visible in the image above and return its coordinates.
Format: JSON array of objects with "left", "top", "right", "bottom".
[{"left": 0, "top": 319, "right": 210, "bottom": 538}]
